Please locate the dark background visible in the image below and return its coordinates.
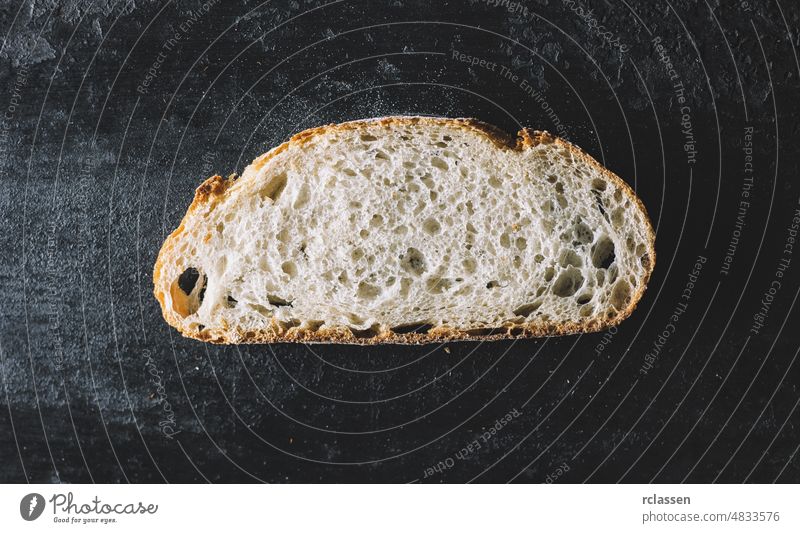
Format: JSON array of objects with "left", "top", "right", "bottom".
[{"left": 0, "top": 0, "right": 798, "bottom": 483}]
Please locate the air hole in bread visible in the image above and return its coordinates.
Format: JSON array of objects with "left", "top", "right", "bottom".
[
  {"left": 431, "top": 157, "right": 448, "bottom": 171},
  {"left": 544, "top": 267, "right": 555, "bottom": 281},
  {"left": 580, "top": 304, "right": 594, "bottom": 317},
  {"left": 391, "top": 322, "right": 433, "bottom": 334},
  {"left": 486, "top": 280, "right": 500, "bottom": 289},
  {"left": 306, "top": 320, "right": 325, "bottom": 332},
  {"left": 170, "top": 268, "right": 206, "bottom": 318},
  {"left": 370, "top": 214, "right": 383, "bottom": 227},
  {"left": 552, "top": 267, "right": 584, "bottom": 298},
  {"left": 576, "top": 292, "right": 593, "bottom": 305},
  {"left": 500, "top": 232, "right": 511, "bottom": 248},
  {"left": 360, "top": 134, "right": 378, "bottom": 142},
  {"left": 610, "top": 280, "right": 632, "bottom": 310},
  {"left": 610, "top": 207, "right": 624, "bottom": 228},
  {"left": 515, "top": 237, "right": 527, "bottom": 250},
  {"left": 259, "top": 171, "right": 287, "bottom": 202},
  {"left": 574, "top": 222, "right": 594, "bottom": 244},
  {"left": 227, "top": 295, "right": 237, "bottom": 308},
  {"left": 607, "top": 264, "right": 619, "bottom": 284},
  {"left": 592, "top": 189, "right": 607, "bottom": 218},
  {"left": 559, "top": 249, "right": 583, "bottom": 268},
  {"left": 488, "top": 176, "right": 501, "bottom": 188},
  {"left": 423, "top": 218, "right": 441, "bottom": 235},
  {"left": 462, "top": 258, "right": 477, "bottom": 274},
  {"left": 536, "top": 286, "right": 547, "bottom": 297},
  {"left": 279, "top": 319, "right": 301, "bottom": 331},
  {"left": 400, "top": 247, "right": 426, "bottom": 275},
  {"left": 178, "top": 268, "right": 201, "bottom": 294},
  {"left": 351, "top": 248, "right": 365, "bottom": 261},
  {"left": 591, "top": 236, "right": 616, "bottom": 269},
  {"left": 514, "top": 301, "right": 542, "bottom": 317},
  {"left": 267, "top": 294, "right": 292, "bottom": 307},
  {"left": 281, "top": 261, "right": 298, "bottom": 277},
  {"left": 357, "top": 281, "right": 381, "bottom": 300},
  {"left": 346, "top": 313, "right": 365, "bottom": 326},
  {"left": 546, "top": 174, "right": 557, "bottom": 183},
  {"left": 350, "top": 325, "right": 381, "bottom": 339},
  {"left": 535, "top": 254, "right": 545, "bottom": 263},
  {"left": 591, "top": 178, "right": 607, "bottom": 191},
  {"left": 375, "top": 150, "right": 390, "bottom": 161}
]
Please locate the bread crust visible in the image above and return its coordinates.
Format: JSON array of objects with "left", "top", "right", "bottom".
[{"left": 153, "top": 116, "right": 655, "bottom": 344}]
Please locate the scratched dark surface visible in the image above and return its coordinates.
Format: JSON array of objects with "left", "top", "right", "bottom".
[{"left": 0, "top": 0, "right": 798, "bottom": 483}]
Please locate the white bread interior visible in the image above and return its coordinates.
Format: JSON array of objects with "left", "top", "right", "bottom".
[{"left": 153, "top": 117, "right": 655, "bottom": 344}]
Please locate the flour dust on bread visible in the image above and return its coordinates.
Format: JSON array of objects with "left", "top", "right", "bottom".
[{"left": 153, "top": 117, "right": 655, "bottom": 344}]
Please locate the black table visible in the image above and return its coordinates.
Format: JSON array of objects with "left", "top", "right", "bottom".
[{"left": 0, "top": 0, "right": 798, "bottom": 483}]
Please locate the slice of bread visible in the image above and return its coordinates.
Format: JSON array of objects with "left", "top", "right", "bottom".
[{"left": 153, "top": 117, "right": 655, "bottom": 344}]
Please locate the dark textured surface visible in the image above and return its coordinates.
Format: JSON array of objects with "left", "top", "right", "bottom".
[{"left": 0, "top": 0, "right": 798, "bottom": 483}]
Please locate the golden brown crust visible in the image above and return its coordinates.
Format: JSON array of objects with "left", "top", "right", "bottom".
[{"left": 153, "top": 116, "right": 656, "bottom": 345}]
